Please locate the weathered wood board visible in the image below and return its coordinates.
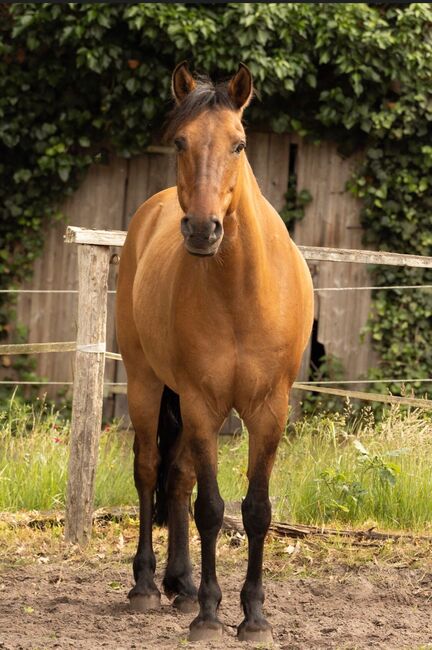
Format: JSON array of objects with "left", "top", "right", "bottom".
[
  {"left": 16, "top": 158, "right": 127, "bottom": 409},
  {"left": 293, "top": 140, "right": 374, "bottom": 383}
]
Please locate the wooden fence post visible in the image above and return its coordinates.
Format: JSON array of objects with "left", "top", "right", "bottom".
[{"left": 65, "top": 243, "right": 110, "bottom": 544}]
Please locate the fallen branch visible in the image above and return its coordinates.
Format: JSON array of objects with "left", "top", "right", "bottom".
[
  {"left": 223, "top": 515, "right": 432, "bottom": 543},
  {"left": 1, "top": 507, "right": 431, "bottom": 544}
]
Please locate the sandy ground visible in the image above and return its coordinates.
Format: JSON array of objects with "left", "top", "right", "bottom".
[
  {"left": 1, "top": 524, "right": 432, "bottom": 649},
  {"left": 2, "top": 559, "right": 432, "bottom": 648}
]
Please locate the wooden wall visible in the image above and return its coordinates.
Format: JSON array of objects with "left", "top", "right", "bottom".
[
  {"left": 14, "top": 132, "right": 372, "bottom": 418},
  {"left": 293, "top": 139, "right": 374, "bottom": 382}
]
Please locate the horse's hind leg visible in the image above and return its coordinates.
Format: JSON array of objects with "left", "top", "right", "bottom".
[
  {"left": 127, "top": 369, "right": 164, "bottom": 612},
  {"left": 181, "top": 403, "right": 226, "bottom": 642},
  {"left": 163, "top": 440, "right": 198, "bottom": 613},
  {"left": 237, "top": 393, "right": 288, "bottom": 643},
  {"left": 154, "top": 388, "right": 198, "bottom": 612}
]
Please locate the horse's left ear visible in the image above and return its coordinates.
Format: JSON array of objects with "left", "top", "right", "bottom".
[{"left": 228, "top": 63, "right": 253, "bottom": 111}]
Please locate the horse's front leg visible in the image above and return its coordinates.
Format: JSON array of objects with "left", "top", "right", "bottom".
[
  {"left": 182, "top": 404, "right": 225, "bottom": 642},
  {"left": 127, "top": 372, "right": 164, "bottom": 612},
  {"left": 238, "top": 393, "right": 288, "bottom": 643}
]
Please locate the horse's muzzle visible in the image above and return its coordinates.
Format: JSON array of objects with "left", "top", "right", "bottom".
[{"left": 181, "top": 215, "right": 223, "bottom": 256}]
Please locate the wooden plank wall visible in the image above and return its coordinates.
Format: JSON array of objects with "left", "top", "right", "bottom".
[
  {"left": 16, "top": 158, "right": 128, "bottom": 411},
  {"left": 293, "top": 140, "right": 374, "bottom": 381}
]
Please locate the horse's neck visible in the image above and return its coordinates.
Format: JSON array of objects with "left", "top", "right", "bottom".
[{"left": 216, "top": 158, "right": 268, "bottom": 293}]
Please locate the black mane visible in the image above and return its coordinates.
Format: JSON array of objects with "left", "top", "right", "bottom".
[{"left": 164, "top": 77, "right": 236, "bottom": 141}]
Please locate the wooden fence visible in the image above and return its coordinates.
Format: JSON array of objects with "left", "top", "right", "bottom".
[{"left": 2, "top": 225, "right": 432, "bottom": 544}]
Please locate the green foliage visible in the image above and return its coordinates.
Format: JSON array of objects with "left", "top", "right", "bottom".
[
  {"left": 280, "top": 176, "right": 312, "bottom": 232},
  {"left": 1, "top": 3, "right": 431, "bottom": 391},
  {"left": 315, "top": 439, "right": 406, "bottom": 521},
  {"left": 350, "top": 143, "right": 432, "bottom": 392}
]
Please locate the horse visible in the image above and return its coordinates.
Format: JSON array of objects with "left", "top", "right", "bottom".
[{"left": 116, "top": 62, "right": 314, "bottom": 643}]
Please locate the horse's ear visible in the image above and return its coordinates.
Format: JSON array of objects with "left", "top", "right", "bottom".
[
  {"left": 172, "top": 61, "right": 196, "bottom": 104},
  {"left": 228, "top": 63, "right": 253, "bottom": 111}
]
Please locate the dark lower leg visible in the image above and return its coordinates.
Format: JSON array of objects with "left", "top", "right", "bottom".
[
  {"left": 163, "top": 465, "right": 197, "bottom": 610},
  {"left": 238, "top": 480, "right": 272, "bottom": 640},
  {"left": 129, "top": 453, "right": 160, "bottom": 609},
  {"left": 189, "top": 471, "right": 224, "bottom": 639}
]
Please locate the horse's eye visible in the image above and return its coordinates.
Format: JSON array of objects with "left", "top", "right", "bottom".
[
  {"left": 174, "top": 138, "right": 186, "bottom": 152},
  {"left": 234, "top": 142, "right": 246, "bottom": 154}
]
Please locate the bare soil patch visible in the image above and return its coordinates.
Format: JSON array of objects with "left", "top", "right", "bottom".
[{"left": 1, "top": 525, "right": 432, "bottom": 649}]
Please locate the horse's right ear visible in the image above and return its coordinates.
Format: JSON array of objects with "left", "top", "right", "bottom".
[{"left": 172, "top": 61, "right": 196, "bottom": 104}]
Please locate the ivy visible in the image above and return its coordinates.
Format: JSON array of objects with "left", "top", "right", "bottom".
[
  {"left": 280, "top": 178, "right": 312, "bottom": 232},
  {"left": 1, "top": 3, "right": 431, "bottom": 398}
]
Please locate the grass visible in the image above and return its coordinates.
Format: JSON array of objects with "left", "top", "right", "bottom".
[
  {"left": 1, "top": 393, "right": 432, "bottom": 531},
  {"left": 0, "top": 393, "right": 136, "bottom": 511},
  {"left": 219, "top": 404, "right": 432, "bottom": 531}
]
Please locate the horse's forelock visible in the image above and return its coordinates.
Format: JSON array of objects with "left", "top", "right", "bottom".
[{"left": 164, "top": 77, "right": 236, "bottom": 142}]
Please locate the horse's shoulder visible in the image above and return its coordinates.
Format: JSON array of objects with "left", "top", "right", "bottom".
[
  {"left": 130, "top": 187, "right": 177, "bottom": 227},
  {"left": 123, "top": 187, "right": 178, "bottom": 250}
]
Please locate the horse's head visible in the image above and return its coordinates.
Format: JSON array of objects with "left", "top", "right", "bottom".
[{"left": 168, "top": 62, "right": 253, "bottom": 257}]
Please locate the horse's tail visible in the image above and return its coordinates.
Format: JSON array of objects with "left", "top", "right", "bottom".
[{"left": 154, "top": 385, "right": 182, "bottom": 526}]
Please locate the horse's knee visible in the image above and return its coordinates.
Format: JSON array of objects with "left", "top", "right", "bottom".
[
  {"left": 167, "top": 458, "right": 196, "bottom": 499},
  {"left": 194, "top": 486, "right": 224, "bottom": 536},
  {"left": 241, "top": 491, "right": 271, "bottom": 539},
  {"left": 133, "top": 443, "right": 159, "bottom": 490}
]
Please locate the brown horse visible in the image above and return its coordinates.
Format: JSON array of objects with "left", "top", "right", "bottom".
[{"left": 116, "top": 62, "right": 313, "bottom": 643}]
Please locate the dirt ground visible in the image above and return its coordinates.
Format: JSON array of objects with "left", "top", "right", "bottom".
[{"left": 1, "top": 522, "right": 432, "bottom": 650}]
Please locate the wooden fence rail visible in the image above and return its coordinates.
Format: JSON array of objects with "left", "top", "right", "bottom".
[{"left": 65, "top": 226, "right": 432, "bottom": 268}]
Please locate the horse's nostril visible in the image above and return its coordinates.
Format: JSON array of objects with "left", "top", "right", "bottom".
[
  {"left": 181, "top": 215, "right": 223, "bottom": 246},
  {"left": 210, "top": 218, "right": 223, "bottom": 240},
  {"left": 181, "top": 216, "right": 193, "bottom": 237}
]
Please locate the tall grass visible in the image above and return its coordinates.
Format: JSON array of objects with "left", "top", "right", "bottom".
[
  {"left": 0, "top": 393, "right": 136, "bottom": 510},
  {"left": 219, "top": 405, "right": 432, "bottom": 530},
  {"left": 1, "top": 393, "right": 432, "bottom": 530}
]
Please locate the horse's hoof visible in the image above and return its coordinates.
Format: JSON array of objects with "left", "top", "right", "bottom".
[
  {"left": 188, "top": 618, "right": 223, "bottom": 642},
  {"left": 129, "top": 593, "right": 161, "bottom": 612},
  {"left": 237, "top": 620, "right": 273, "bottom": 643},
  {"left": 173, "top": 594, "right": 198, "bottom": 614}
]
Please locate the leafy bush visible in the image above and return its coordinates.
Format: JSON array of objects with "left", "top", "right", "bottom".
[{"left": 1, "top": 3, "right": 431, "bottom": 393}]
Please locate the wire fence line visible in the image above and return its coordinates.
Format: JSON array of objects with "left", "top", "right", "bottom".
[
  {"left": 0, "top": 289, "right": 117, "bottom": 294},
  {"left": 0, "top": 341, "right": 118, "bottom": 359},
  {"left": 1, "top": 373, "right": 432, "bottom": 388},
  {"left": 1, "top": 234, "right": 432, "bottom": 413},
  {"left": 1, "top": 379, "right": 429, "bottom": 410},
  {"left": 1, "top": 342, "right": 431, "bottom": 386},
  {"left": 1, "top": 285, "right": 432, "bottom": 295},
  {"left": 1, "top": 377, "right": 432, "bottom": 385},
  {"left": 0, "top": 381, "right": 123, "bottom": 386}
]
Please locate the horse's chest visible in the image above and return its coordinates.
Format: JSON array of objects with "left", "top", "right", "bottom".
[{"left": 174, "top": 317, "right": 290, "bottom": 394}]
